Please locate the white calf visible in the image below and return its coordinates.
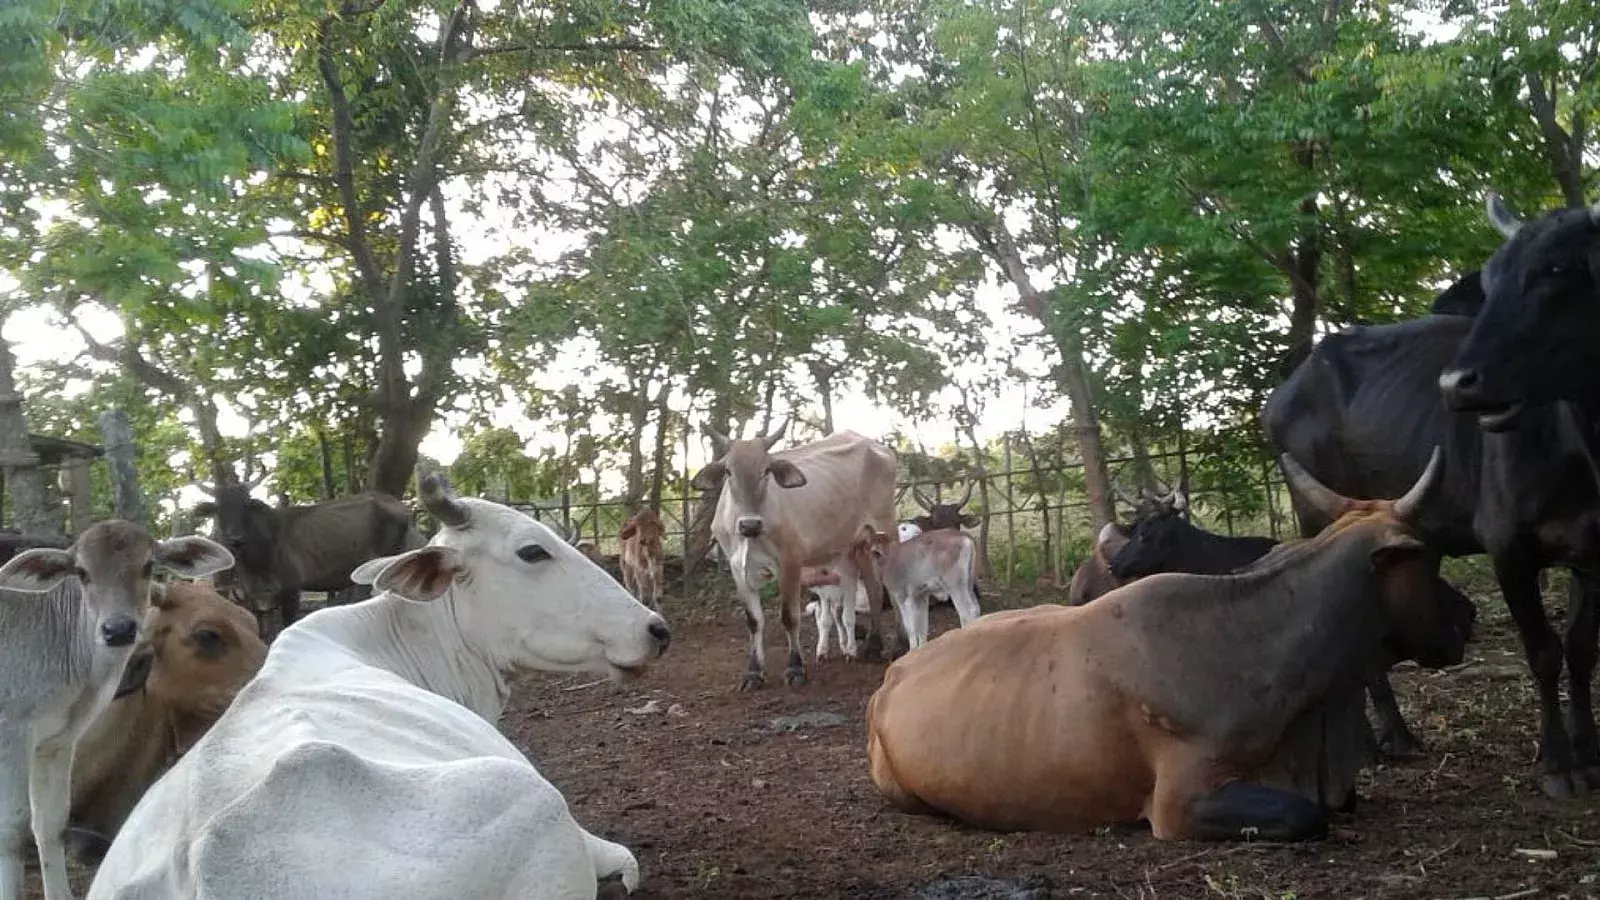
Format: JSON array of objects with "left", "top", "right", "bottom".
[
  {"left": 89, "top": 476, "right": 671, "bottom": 900},
  {"left": 0, "top": 523, "right": 231, "bottom": 900},
  {"left": 869, "top": 528, "right": 983, "bottom": 651},
  {"left": 805, "top": 523, "right": 924, "bottom": 660}
]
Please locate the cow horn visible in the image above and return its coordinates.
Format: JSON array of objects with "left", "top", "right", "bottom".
[
  {"left": 420, "top": 474, "right": 471, "bottom": 530},
  {"left": 1486, "top": 192, "right": 1522, "bottom": 239},
  {"left": 703, "top": 422, "right": 731, "bottom": 456},
  {"left": 1393, "top": 446, "right": 1444, "bottom": 523},
  {"left": 1278, "top": 452, "right": 1351, "bottom": 518},
  {"left": 761, "top": 416, "right": 790, "bottom": 450},
  {"left": 954, "top": 480, "right": 974, "bottom": 508},
  {"left": 911, "top": 483, "right": 935, "bottom": 511}
]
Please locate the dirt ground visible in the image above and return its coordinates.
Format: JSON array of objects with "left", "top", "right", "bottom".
[{"left": 33, "top": 581, "right": 1600, "bottom": 900}]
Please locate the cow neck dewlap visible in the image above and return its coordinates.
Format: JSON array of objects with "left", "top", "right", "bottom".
[{"left": 343, "top": 590, "right": 512, "bottom": 722}]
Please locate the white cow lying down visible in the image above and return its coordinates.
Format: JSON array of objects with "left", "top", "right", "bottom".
[{"left": 89, "top": 476, "right": 673, "bottom": 900}]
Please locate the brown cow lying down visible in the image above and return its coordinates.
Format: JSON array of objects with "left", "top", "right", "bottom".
[
  {"left": 866, "top": 448, "right": 1464, "bottom": 842},
  {"left": 65, "top": 581, "right": 267, "bottom": 863},
  {"left": 1065, "top": 522, "right": 1129, "bottom": 606}
]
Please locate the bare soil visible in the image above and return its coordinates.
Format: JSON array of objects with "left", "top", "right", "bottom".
[{"left": 35, "top": 582, "right": 1600, "bottom": 899}]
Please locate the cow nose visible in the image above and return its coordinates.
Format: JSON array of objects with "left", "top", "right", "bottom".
[
  {"left": 737, "top": 519, "right": 764, "bottom": 538},
  {"left": 647, "top": 619, "right": 672, "bottom": 653},
  {"left": 100, "top": 616, "right": 138, "bottom": 648},
  {"left": 1438, "top": 367, "right": 1479, "bottom": 404}
]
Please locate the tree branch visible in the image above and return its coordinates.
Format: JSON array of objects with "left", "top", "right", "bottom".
[
  {"left": 466, "top": 40, "right": 659, "bottom": 60},
  {"left": 316, "top": 18, "right": 386, "bottom": 296},
  {"left": 1524, "top": 71, "right": 1586, "bottom": 207}
]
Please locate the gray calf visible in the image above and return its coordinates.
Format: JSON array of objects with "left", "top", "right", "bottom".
[{"left": 0, "top": 521, "right": 232, "bottom": 900}]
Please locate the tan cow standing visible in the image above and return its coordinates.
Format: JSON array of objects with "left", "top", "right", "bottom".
[
  {"left": 618, "top": 509, "right": 665, "bottom": 610},
  {"left": 67, "top": 582, "right": 266, "bottom": 862},
  {"left": 867, "top": 449, "right": 1464, "bottom": 841},
  {"left": 692, "top": 422, "right": 898, "bottom": 690}
]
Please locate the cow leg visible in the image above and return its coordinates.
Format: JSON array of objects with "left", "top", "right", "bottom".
[
  {"left": 737, "top": 585, "right": 766, "bottom": 692},
  {"left": 950, "top": 580, "right": 982, "bottom": 628},
  {"left": 779, "top": 564, "right": 807, "bottom": 687},
  {"left": 0, "top": 737, "right": 28, "bottom": 900},
  {"left": 836, "top": 567, "right": 862, "bottom": 660},
  {"left": 1366, "top": 668, "right": 1424, "bottom": 760},
  {"left": 811, "top": 594, "right": 831, "bottom": 661},
  {"left": 28, "top": 739, "right": 73, "bottom": 900},
  {"left": 1564, "top": 569, "right": 1600, "bottom": 787},
  {"left": 621, "top": 562, "right": 637, "bottom": 600},
  {"left": 651, "top": 560, "right": 664, "bottom": 609},
  {"left": 904, "top": 591, "right": 929, "bottom": 651},
  {"left": 1493, "top": 552, "right": 1584, "bottom": 798},
  {"left": 854, "top": 549, "right": 890, "bottom": 662},
  {"left": 1186, "top": 782, "right": 1329, "bottom": 843}
]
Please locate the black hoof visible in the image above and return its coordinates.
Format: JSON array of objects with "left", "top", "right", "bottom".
[
  {"left": 597, "top": 873, "right": 630, "bottom": 900},
  {"left": 1539, "top": 770, "right": 1590, "bottom": 800},
  {"left": 784, "top": 666, "right": 808, "bottom": 687},
  {"left": 1376, "top": 728, "right": 1426, "bottom": 761},
  {"left": 860, "top": 632, "right": 884, "bottom": 661},
  {"left": 739, "top": 672, "right": 766, "bottom": 692}
]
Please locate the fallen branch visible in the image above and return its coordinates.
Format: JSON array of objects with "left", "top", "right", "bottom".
[
  {"left": 1434, "top": 888, "right": 1539, "bottom": 900},
  {"left": 561, "top": 676, "right": 612, "bottom": 692}
]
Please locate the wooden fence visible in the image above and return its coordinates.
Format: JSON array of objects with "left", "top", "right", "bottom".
[{"left": 505, "top": 446, "right": 1294, "bottom": 593}]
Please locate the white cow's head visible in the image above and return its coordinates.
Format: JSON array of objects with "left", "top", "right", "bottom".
[
  {"left": 689, "top": 418, "right": 803, "bottom": 539},
  {"left": 897, "top": 522, "right": 922, "bottom": 543},
  {"left": 352, "top": 476, "right": 671, "bottom": 681}
]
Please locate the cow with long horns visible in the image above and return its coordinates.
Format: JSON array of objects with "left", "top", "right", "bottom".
[
  {"left": 909, "top": 482, "right": 978, "bottom": 533},
  {"left": 692, "top": 422, "right": 899, "bottom": 690}
]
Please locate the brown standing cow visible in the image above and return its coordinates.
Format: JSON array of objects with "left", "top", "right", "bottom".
[
  {"left": 65, "top": 581, "right": 266, "bottom": 863},
  {"left": 618, "top": 509, "right": 665, "bottom": 610},
  {"left": 866, "top": 449, "right": 1463, "bottom": 841}
]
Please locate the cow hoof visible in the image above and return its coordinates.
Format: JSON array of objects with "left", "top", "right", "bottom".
[
  {"left": 597, "top": 873, "right": 630, "bottom": 900},
  {"left": 739, "top": 672, "right": 766, "bottom": 692},
  {"left": 1539, "top": 771, "right": 1589, "bottom": 800},
  {"left": 1376, "top": 729, "right": 1425, "bottom": 761},
  {"left": 860, "top": 632, "right": 884, "bottom": 661},
  {"left": 784, "top": 666, "right": 808, "bottom": 687}
]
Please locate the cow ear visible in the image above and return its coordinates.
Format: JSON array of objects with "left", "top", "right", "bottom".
[
  {"left": 0, "top": 548, "right": 77, "bottom": 593},
  {"left": 960, "top": 514, "right": 980, "bottom": 528},
  {"left": 619, "top": 522, "right": 638, "bottom": 541},
  {"left": 767, "top": 460, "right": 807, "bottom": 489},
  {"left": 192, "top": 502, "right": 218, "bottom": 519},
  {"left": 690, "top": 461, "right": 726, "bottom": 491},
  {"left": 361, "top": 546, "right": 464, "bottom": 602},
  {"left": 155, "top": 536, "right": 235, "bottom": 579},
  {"left": 1370, "top": 535, "right": 1427, "bottom": 571}
]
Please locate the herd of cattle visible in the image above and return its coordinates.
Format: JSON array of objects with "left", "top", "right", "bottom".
[{"left": 0, "top": 193, "right": 1595, "bottom": 899}]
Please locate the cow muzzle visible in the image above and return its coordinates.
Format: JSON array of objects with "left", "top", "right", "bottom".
[
  {"left": 736, "top": 516, "right": 765, "bottom": 538},
  {"left": 100, "top": 615, "right": 139, "bottom": 648},
  {"left": 1438, "top": 368, "right": 1524, "bottom": 431}
]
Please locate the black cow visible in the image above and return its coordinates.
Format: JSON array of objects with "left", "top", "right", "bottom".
[
  {"left": 1265, "top": 286, "right": 1600, "bottom": 798},
  {"left": 193, "top": 483, "right": 426, "bottom": 641},
  {"left": 909, "top": 482, "right": 978, "bottom": 532},
  {"left": 1108, "top": 509, "right": 1279, "bottom": 581}
]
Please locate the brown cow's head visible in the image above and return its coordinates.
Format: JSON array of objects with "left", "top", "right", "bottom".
[
  {"left": 116, "top": 581, "right": 267, "bottom": 727},
  {"left": 910, "top": 482, "right": 978, "bottom": 532},
  {"left": 689, "top": 419, "right": 804, "bottom": 539},
  {"left": 1279, "top": 446, "right": 1464, "bottom": 668},
  {"left": 619, "top": 509, "right": 665, "bottom": 553}
]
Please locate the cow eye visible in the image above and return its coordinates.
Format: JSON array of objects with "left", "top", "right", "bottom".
[
  {"left": 517, "top": 544, "right": 552, "bottom": 564},
  {"left": 192, "top": 627, "right": 225, "bottom": 658}
]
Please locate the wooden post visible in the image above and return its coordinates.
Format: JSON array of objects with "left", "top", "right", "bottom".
[
  {"left": 1003, "top": 435, "right": 1016, "bottom": 586},
  {"left": 1263, "top": 460, "right": 1281, "bottom": 541},
  {"left": 100, "top": 409, "right": 146, "bottom": 526},
  {"left": 1038, "top": 496, "right": 1053, "bottom": 587},
  {"left": 681, "top": 427, "right": 693, "bottom": 598},
  {"left": 63, "top": 457, "right": 93, "bottom": 535},
  {"left": 1054, "top": 499, "right": 1065, "bottom": 585}
]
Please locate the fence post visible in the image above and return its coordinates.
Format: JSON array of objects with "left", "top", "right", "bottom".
[
  {"left": 681, "top": 427, "right": 692, "bottom": 599},
  {"left": 1003, "top": 435, "right": 1016, "bottom": 586},
  {"left": 1263, "top": 460, "right": 1281, "bottom": 540}
]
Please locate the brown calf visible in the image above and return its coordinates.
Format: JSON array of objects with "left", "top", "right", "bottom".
[
  {"left": 618, "top": 510, "right": 666, "bottom": 610},
  {"left": 866, "top": 449, "right": 1463, "bottom": 841},
  {"left": 1065, "top": 522, "right": 1130, "bottom": 606},
  {"left": 67, "top": 581, "right": 266, "bottom": 862}
]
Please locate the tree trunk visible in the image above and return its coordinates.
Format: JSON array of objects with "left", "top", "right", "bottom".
[
  {"left": 1280, "top": 158, "right": 1323, "bottom": 376},
  {"left": 367, "top": 407, "right": 429, "bottom": 498},
  {"left": 623, "top": 367, "right": 649, "bottom": 509},
  {"left": 1524, "top": 72, "right": 1587, "bottom": 208},
  {"left": 316, "top": 424, "right": 336, "bottom": 499},
  {"left": 646, "top": 378, "right": 672, "bottom": 513},
  {"left": 0, "top": 337, "right": 59, "bottom": 537},
  {"left": 954, "top": 402, "right": 995, "bottom": 579},
  {"left": 341, "top": 428, "right": 356, "bottom": 496},
  {"left": 683, "top": 398, "right": 732, "bottom": 582},
  {"left": 973, "top": 217, "right": 1115, "bottom": 531},
  {"left": 99, "top": 409, "right": 146, "bottom": 526}
]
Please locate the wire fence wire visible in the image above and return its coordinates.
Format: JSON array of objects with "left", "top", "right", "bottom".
[{"left": 506, "top": 447, "right": 1296, "bottom": 590}]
